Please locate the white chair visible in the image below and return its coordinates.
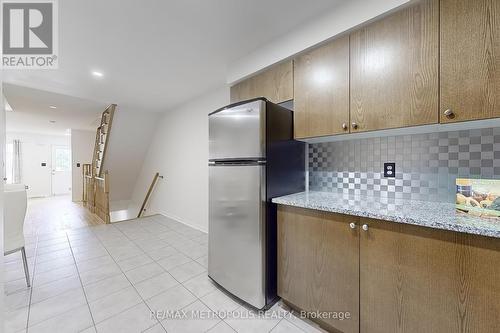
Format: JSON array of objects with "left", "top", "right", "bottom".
[{"left": 4, "top": 187, "right": 30, "bottom": 287}]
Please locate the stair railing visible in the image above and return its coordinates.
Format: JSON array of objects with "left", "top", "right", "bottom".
[
  {"left": 82, "top": 104, "right": 116, "bottom": 223},
  {"left": 92, "top": 104, "right": 116, "bottom": 177},
  {"left": 93, "top": 171, "right": 110, "bottom": 223},
  {"left": 82, "top": 164, "right": 94, "bottom": 210},
  {"left": 138, "top": 172, "right": 163, "bottom": 218}
]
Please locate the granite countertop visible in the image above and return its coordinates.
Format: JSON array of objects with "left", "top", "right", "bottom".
[{"left": 272, "top": 191, "right": 500, "bottom": 239}]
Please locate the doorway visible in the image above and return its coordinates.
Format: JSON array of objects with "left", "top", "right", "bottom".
[
  {"left": 51, "top": 145, "right": 71, "bottom": 195},
  {"left": 22, "top": 142, "right": 52, "bottom": 197}
]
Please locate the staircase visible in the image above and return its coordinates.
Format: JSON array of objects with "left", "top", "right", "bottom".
[
  {"left": 92, "top": 105, "right": 116, "bottom": 177},
  {"left": 83, "top": 104, "right": 117, "bottom": 223}
]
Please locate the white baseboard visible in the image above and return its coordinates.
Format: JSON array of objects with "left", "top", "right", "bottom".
[{"left": 156, "top": 210, "right": 208, "bottom": 233}]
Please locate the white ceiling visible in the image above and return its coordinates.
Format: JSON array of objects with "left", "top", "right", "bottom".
[
  {"left": 4, "top": 83, "right": 108, "bottom": 135},
  {"left": 3, "top": 0, "right": 345, "bottom": 113}
]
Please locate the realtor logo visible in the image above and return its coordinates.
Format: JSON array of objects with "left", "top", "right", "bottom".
[{"left": 2, "top": 0, "right": 58, "bottom": 69}]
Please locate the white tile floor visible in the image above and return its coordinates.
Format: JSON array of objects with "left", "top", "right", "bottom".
[{"left": 4, "top": 215, "right": 326, "bottom": 333}]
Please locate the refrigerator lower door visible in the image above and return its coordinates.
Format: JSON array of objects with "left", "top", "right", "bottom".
[{"left": 208, "top": 163, "right": 266, "bottom": 309}]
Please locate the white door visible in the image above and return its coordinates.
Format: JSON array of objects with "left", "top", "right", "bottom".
[
  {"left": 22, "top": 142, "right": 51, "bottom": 198},
  {"left": 51, "top": 145, "right": 71, "bottom": 195}
]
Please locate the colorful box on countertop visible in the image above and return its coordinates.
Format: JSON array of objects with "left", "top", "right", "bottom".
[{"left": 456, "top": 178, "right": 500, "bottom": 218}]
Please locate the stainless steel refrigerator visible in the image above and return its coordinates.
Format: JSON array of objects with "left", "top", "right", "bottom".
[{"left": 208, "top": 98, "right": 304, "bottom": 309}]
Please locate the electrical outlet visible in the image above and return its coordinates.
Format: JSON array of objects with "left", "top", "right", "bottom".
[{"left": 384, "top": 162, "right": 396, "bottom": 178}]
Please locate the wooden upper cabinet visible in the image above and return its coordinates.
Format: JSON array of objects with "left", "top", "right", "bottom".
[
  {"left": 294, "top": 35, "right": 350, "bottom": 139},
  {"left": 360, "top": 218, "right": 500, "bottom": 333},
  {"left": 440, "top": 0, "right": 500, "bottom": 123},
  {"left": 278, "top": 206, "right": 360, "bottom": 333},
  {"left": 230, "top": 61, "right": 293, "bottom": 104},
  {"left": 350, "top": 0, "right": 439, "bottom": 132}
]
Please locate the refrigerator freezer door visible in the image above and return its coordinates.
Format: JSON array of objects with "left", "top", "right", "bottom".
[
  {"left": 208, "top": 163, "right": 266, "bottom": 309},
  {"left": 209, "top": 100, "right": 266, "bottom": 161}
]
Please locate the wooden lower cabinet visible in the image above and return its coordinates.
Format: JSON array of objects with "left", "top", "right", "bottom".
[
  {"left": 278, "top": 206, "right": 500, "bottom": 333},
  {"left": 277, "top": 206, "right": 360, "bottom": 333},
  {"left": 360, "top": 217, "right": 500, "bottom": 333}
]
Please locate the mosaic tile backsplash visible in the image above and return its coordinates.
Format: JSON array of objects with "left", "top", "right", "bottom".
[{"left": 309, "top": 127, "right": 500, "bottom": 203}]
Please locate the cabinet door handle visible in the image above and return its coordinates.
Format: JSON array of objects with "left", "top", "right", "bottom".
[
  {"left": 342, "top": 123, "right": 348, "bottom": 130},
  {"left": 349, "top": 222, "right": 356, "bottom": 229},
  {"left": 362, "top": 224, "right": 369, "bottom": 231},
  {"left": 352, "top": 122, "right": 358, "bottom": 129},
  {"left": 443, "top": 109, "right": 454, "bottom": 118}
]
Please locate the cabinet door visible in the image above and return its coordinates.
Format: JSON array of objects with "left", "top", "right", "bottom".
[
  {"left": 360, "top": 218, "right": 500, "bottom": 333},
  {"left": 440, "top": 0, "right": 500, "bottom": 123},
  {"left": 350, "top": 0, "right": 439, "bottom": 132},
  {"left": 294, "top": 36, "right": 350, "bottom": 139},
  {"left": 277, "top": 206, "right": 359, "bottom": 333},
  {"left": 230, "top": 61, "right": 293, "bottom": 104}
]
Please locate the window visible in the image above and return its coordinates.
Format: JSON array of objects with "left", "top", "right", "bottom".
[
  {"left": 54, "top": 147, "right": 70, "bottom": 172},
  {"left": 5, "top": 143, "right": 13, "bottom": 184}
]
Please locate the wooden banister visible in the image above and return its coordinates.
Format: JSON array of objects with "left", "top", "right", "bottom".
[
  {"left": 92, "top": 104, "right": 116, "bottom": 177},
  {"left": 92, "top": 171, "right": 110, "bottom": 223},
  {"left": 138, "top": 172, "right": 163, "bottom": 218},
  {"left": 83, "top": 104, "right": 116, "bottom": 224}
]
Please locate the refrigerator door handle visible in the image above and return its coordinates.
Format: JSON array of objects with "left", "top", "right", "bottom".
[{"left": 208, "top": 160, "right": 266, "bottom": 166}]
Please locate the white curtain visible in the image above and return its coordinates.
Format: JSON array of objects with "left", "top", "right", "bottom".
[{"left": 12, "top": 139, "right": 22, "bottom": 184}]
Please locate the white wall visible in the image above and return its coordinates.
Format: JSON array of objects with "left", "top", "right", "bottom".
[
  {"left": 104, "top": 110, "right": 160, "bottom": 202},
  {"left": 1, "top": 87, "right": 5, "bottom": 328},
  {"left": 227, "top": 0, "right": 409, "bottom": 83},
  {"left": 70, "top": 129, "right": 95, "bottom": 201},
  {"left": 131, "top": 86, "right": 230, "bottom": 232}
]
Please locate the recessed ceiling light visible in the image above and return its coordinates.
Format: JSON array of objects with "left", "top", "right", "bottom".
[
  {"left": 92, "top": 71, "right": 104, "bottom": 78},
  {"left": 49, "top": 105, "right": 57, "bottom": 109},
  {"left": 49, "top": 120, "right": 56, "bottom": 123}
]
